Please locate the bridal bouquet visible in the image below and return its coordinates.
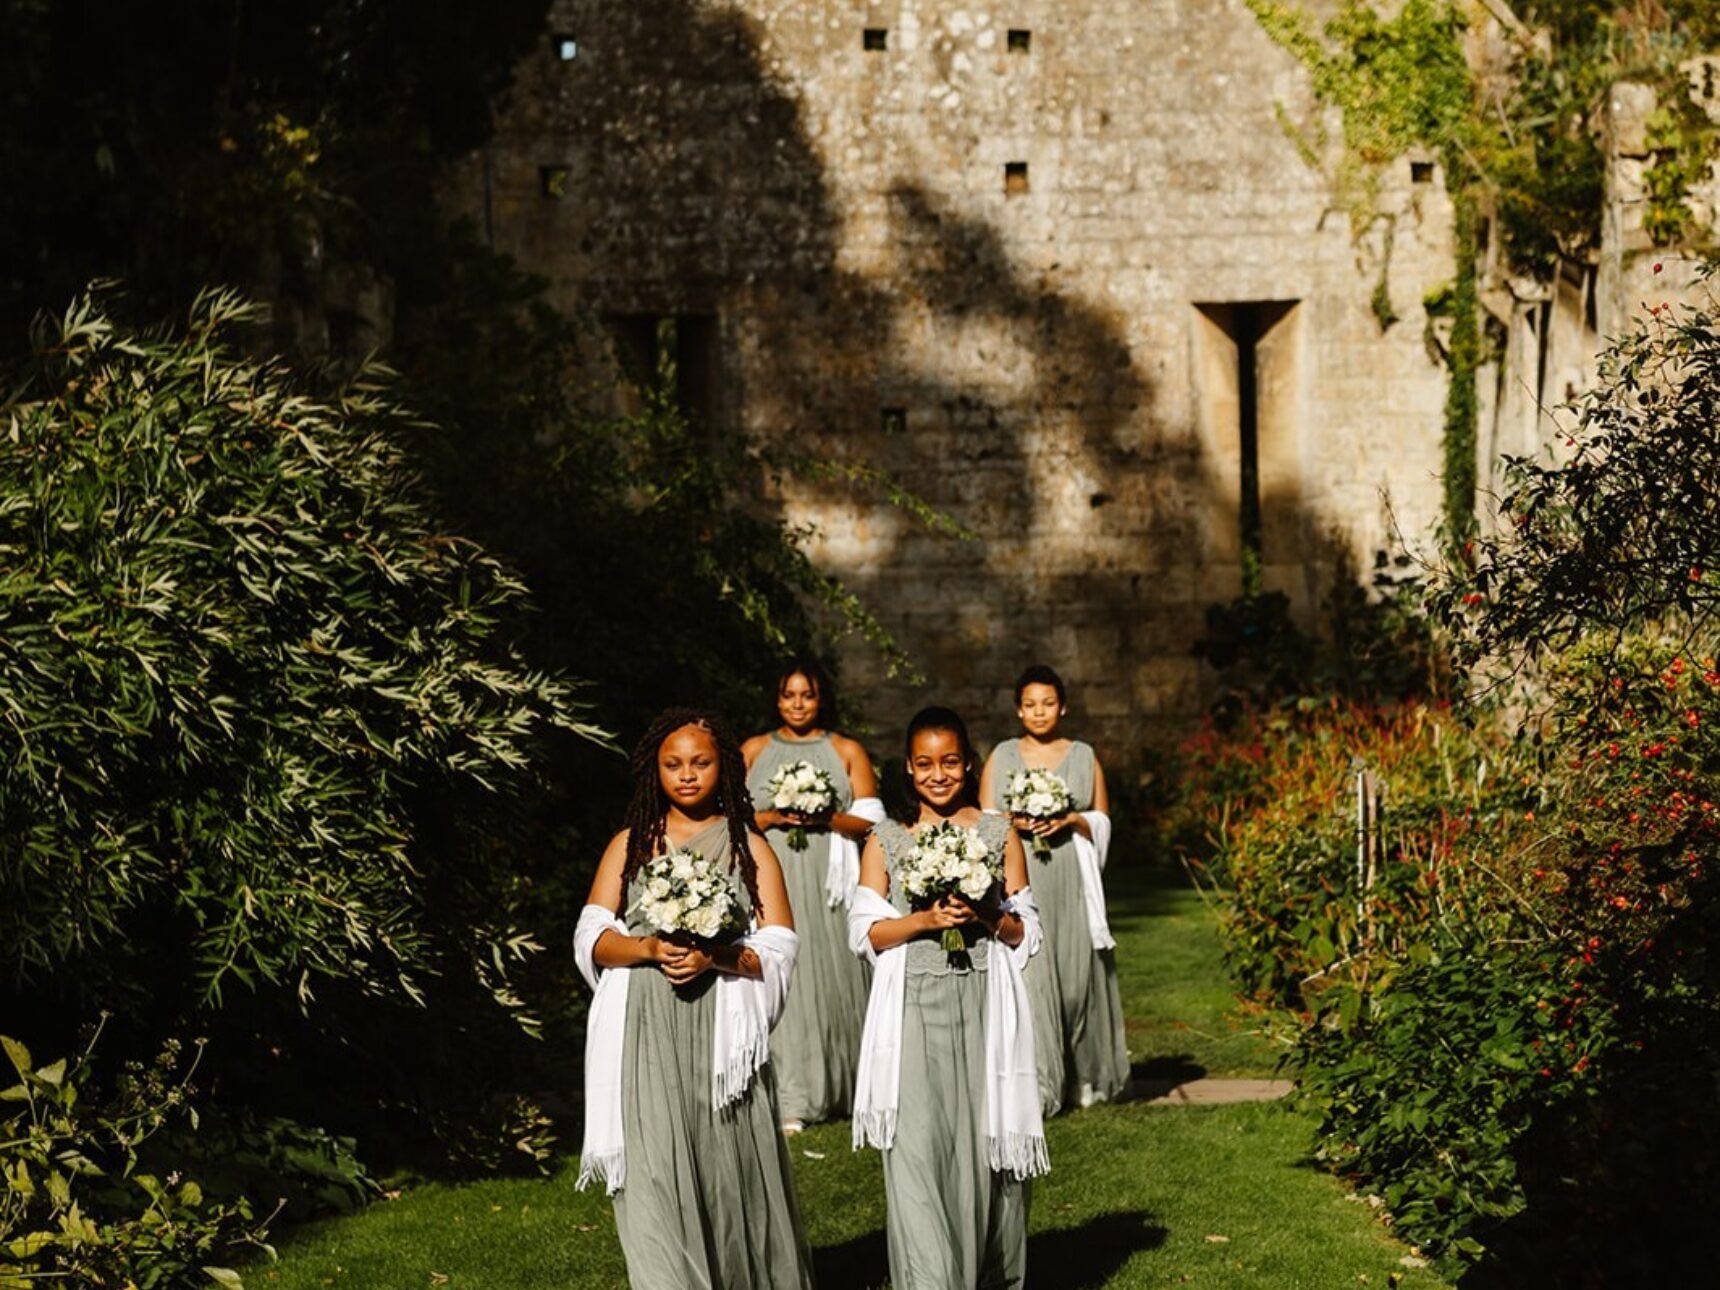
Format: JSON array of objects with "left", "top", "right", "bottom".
[
  {"left": 636, "top": 847, "right": 743, "bottom": 942},
  {"left": 1001, "top": 767, "right": 1074, "bottom": 858},
  {"left": 898, "top": 821, "right": 1001, "bottom": 952},
  {"left": 766, "top": 759, "right": 838, "bottom": 851}
]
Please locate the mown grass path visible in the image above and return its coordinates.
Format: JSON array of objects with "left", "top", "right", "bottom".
[{"left": 263, "top": 867, "right": 1448, "bottom": 1289}]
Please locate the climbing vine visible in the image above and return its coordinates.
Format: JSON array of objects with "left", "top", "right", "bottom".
[
  {"left": 1247, "top": 0, "right": 1720, "bottom": 542},
  {"left": 1644, "top": 62, "right": 1720, "bottom": 248},
  {"left": 1442, "top": 185, "right": 1482, "bottom": 542}
]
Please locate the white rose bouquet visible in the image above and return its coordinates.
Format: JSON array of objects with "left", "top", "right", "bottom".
[
  {"left": 635, "top": 847, "right": 744, "bottom": 944},
  {"left": 1001, "top": 767, "right": 1074, "bottom": 858},
  {"left": 766, "top": 759, "right": 838, "bottom": 851},
  {"left": 896, "top": 821, "right": 1002, "bottom": 952}
]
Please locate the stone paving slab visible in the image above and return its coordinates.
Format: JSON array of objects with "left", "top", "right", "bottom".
[{"left": 1136, "top": 1078, "right": 1295, "bottom": 1106}]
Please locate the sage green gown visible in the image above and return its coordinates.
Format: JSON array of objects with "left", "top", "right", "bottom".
[
  {"left": 990, "top": 739, "right": 1130, "bottom": 1115},
  {"left": 747, "top": 732, "right": 871, "bottom": 1124},
  {"left": 612, "top": 818, "right": 814, "bottom": 1290},
  {"left": 875, "top": 814, "right": 1031, "bottom": 1290}
]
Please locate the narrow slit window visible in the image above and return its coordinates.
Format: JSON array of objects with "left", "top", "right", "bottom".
[
  {"left": 863, "top": 28, "right": 888, "bottom": 52},
  {"left": 1194, "top": 301, "right": 1299, "bottom": 595},
  {"left": 1410, "top": 160, "right": 1434, "bottom": 184},
  {"left": 539, "top": 166, "right": 570, "bottom": 198},
  {"left": 554, "top": 34, "right": 579, "bottom": 61},
  {"left": 1004, "top": 161, "right": 1030, "bottom": 195},
  {"left": 1008, "top": 29, "right": 1031, "bottom": 53},
  {"left": 881, "top": 407, "right": 907, "bottom": 435}
]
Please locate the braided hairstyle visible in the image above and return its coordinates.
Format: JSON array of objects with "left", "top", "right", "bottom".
[{"left": 621, "top": 708, "right": 761, "bottom": 909}]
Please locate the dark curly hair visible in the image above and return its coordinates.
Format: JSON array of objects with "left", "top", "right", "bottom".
[
  {"left": 1013, "top": 663, "right": 1067, "bottom": 707},
  {"left": 621, "top": 708, "right": 760, "bottom": 908},
  {"left": 893, "top": 705, "right": 982, "bottom": 823}
]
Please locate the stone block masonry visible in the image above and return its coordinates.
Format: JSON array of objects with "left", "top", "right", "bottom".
[{"left": 449, "top": 0, "right": 1463, "bottom": 756}]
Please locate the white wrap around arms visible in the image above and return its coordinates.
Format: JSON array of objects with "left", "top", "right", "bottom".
[
  {"left": 825, "top": 796, "right": 887, "bottom": 908},
  {"left": 1072, "top": 810, "right": 1116, "bottom": 950},
  {"left": 847, "top": 885, "right": 1050, "bottom": 1180},
  {"left": 573, "top": 904, "right": 800, "bottom": 1194}
]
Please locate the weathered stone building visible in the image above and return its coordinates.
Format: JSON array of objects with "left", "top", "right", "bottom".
[{"left": 450, "top": 0, "right": 1710, "bottom": 752}]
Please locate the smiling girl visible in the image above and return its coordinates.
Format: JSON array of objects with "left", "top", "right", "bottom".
[
  {"left": 744, "top": 658, "right": 883, "bottom": 1130},
  {"left": 574, "top": 709, "right": 813, "bottom": 1289},
  {"left": 850, "top": 706, "right": 1046, "bottom": 1290},
  {"left": 981, "top": 665, "right": 1130, "bottom": 1115}
]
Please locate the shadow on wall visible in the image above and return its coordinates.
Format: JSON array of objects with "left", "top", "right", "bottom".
[{"left": 491, "top": 0, "right": 1366, "bottom": 748}]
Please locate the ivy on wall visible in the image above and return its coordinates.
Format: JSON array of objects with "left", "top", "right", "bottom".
[{"left": 1246, "top": 0, "right": 1720, "bottom": 543}]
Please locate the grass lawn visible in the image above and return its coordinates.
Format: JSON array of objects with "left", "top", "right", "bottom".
[
  {"left": 1107, "top": 866, "right": 1287, "bottom": 1080},
  {"left": 263, "top": 864, "right": 1446, "bottom": 1289}
]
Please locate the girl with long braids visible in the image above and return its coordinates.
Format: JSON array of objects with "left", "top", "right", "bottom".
[
  {"left": 981, "top": 665, "right": 1130, "bottom": 1116},
  {"left": 743, "top": 658, "right": 883, "bottom": 1130},
  {"left": 849, "top": 706, "right": 1047, "bottom": 1290},
  {"left": 574, "top": 709, "right": 813, "bottom": 1290}
]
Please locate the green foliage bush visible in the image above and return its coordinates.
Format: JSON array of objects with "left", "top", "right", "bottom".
[
  {"left": 1180, "top": 701, "right": 1529, "bottom": 1004},
  {"left": 0, "top": 288, "right": 600, "bottom": 1015},
  {"left": 150, "top": 1111, "right": 380, "bottom": 1222},
  {"left": 1299, "top": 938, "right": 1609, "bottom": 1268},
  {"left": 1185, "top": 274, "right": 1720, "bottom": 1279},
  {"left": 0, "top": 289, "right": 608, "bottom": 1267},
  {"left": 1193, "top": 552, "right": 1448, "bottom": 723},
  {"left": 1, "top": 1028, "right": 271, "bottom": 1289},
  {"left": 1248, "top": 1, "right": 1720, "bottom": 541}
]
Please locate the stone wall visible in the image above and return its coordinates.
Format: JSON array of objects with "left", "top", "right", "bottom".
[
  {"left": 449, "top": 0, "right": 1471, "bottom": 755},
  {"left": 1476, "top": 60, "right": 1718, "bottom": 537}
]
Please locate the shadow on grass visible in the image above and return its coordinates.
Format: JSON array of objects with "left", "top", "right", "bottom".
[
  {"left": 1131, "top": 1053, "right": 1208, "bottom": 1087},
  {"left": 1105, "top": 861, "right": 1212, "bottom": 920},
  {"left": 811, "top": 1227, "right": 889, "bottom": 1290},
  {"left": 811, "top": 1210, "right": 1167, "bottom": 1289},
  {"left": 1029, "top": 1210, "right": 1169, "bottom": 1288}
]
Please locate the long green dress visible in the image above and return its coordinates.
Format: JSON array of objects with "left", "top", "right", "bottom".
[
  {"left": 612, "top": 818, "right": 814, "bottom": 1290},
  {"left": 991, "top": 738, "right": 1130, "bottom": 1115},
  {"left": 875, "top": 814, "right": 1031, "bottom": 1290},
  {"left": 748, "top": 732, "right": 871, "bottom": 1124}
]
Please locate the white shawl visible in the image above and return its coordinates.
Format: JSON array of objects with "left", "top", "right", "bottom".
[
  {"left": 573, "top": 904, "right": 799, "bottom": 1194},
  {"left": 848, "top": 885, "right": 1049, "bottom": 1180},
  {"left": 825, "top": 796, "right": 887, "bottom": 908},
  {"left": 1072, "top": 810, "right": 1116, "bottom": 951}
]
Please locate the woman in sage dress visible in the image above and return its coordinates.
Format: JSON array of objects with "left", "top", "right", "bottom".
[
  {"left": 744, "top": 658, "right": 881, "bottom": 1130},
  {"left": 851, "top": 706, "right": 1045, "bottom": 1290},
  {"left": 575, "top": 709, "right": 813, "bottom": 1290},
  {"left": 981, "top": 665, "right": 1130, "bottom": 1115}
]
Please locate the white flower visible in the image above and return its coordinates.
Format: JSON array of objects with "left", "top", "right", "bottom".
[
  {"left": 959, "top": 864, "right": 993, "bottom": 901},
  {"left": 768, "top": 760, "right": 836, "bottom": 813},
  {"left": 687, "top": 905, "right": 724, "bottom": 939},
  {"left": 1003, "top": 769, "right": 1073, "bottom": 820},
  {"left": 636, "top": 846, "right": 741, "bottom": 940}
]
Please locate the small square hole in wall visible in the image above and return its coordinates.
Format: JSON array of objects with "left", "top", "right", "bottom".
[
  {"left": 1008, "top": 29, "right": 1031, "bottom": 53},
  {"left": 863, "top": 28, "right": 888, "bottom": 52},
  {"left": 554, "top": 34, "right": 578, "bottom": 61},
  {"left": 1410, "top": 160, "right": 1435, "bottom": 184},
  {"left": 1004, "top": 162, "right": 1030, "bottom": 195},
  {"left": 881, "top": 407, "right": 907, "bottom": 435},
  {"left": 539, "top": 166, "right": 570, "bottom": 198}
]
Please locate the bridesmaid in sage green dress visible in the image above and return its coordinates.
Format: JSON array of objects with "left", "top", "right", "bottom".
[
  {"left": 581, "top": 709, "right": 813, "bottom": 1290},
  {"left": 981, "top": 665, "right": 1130, "bottom": 1115},
  {"left": 856, "top": 706, "right": 1036, "bottom": 1290},
  {"left": 744, "top": 657, "right": 879, "bottom": 1130}
]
